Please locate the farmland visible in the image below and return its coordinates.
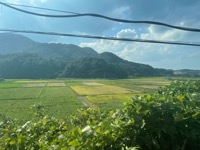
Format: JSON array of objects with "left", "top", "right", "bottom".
[
  {"left": 0, "top": 80, "right": 82, "bottom": 123},
  {"left": 0, "top": 78, "right": 200, "bottom": 149},
  {"left": 0, "top": 77, "right": 197, "bottom": 123}
]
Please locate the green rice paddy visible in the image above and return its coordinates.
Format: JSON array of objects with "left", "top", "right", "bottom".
[{"left": 1, "top": 77, "right": 189, "bottom": 123}]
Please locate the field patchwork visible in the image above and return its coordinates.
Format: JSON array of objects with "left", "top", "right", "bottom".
[
  {"left": 86, "top": 94, "right": 139, "bottom": 104},
  {"left": 47, "top": 82, "right": 66, "bottom": 87},
  {"left": 24, "top": 82, "right": 66, "bottom": 87},
  {"left": 0, "top": 78, "right": 176, "bottom": 122},
  {"left": 40, "top": 87, "right": 70, "bottom": 98},
  {"left": 82, "top": 82, "right": 104, "bottom": 86},
  {"left": 71, "top": 85, "right": 133, "bottom": 95},
  {"left": 24, "top": 83, "right": 46, "bottom": 87},
  {"left": 0, "top": 88, "right": 43, "bottom": 100},
  {"left": 0, "top": 80, "right": 82, "bottom": 122}
]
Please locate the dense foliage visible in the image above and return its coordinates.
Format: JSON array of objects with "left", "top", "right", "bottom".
[
  {"left": 0, "top": 53, "right": 62, "bottom": 79},
  {"left": 174, "top": 69, "right": 200, "bottom": 77},
  {"left": 0, "top": 52, "right": 174, "bottom": 79},
  {"left": 0, "top": 52, "right": 173, "bottom": 79},
  {"left": 60, "top": 57, "right": 128, "bottom": 79},
  {"left": 99, "top": 52, "right": 174, "bottom": 77},
  {"left": 0, "top": 80, "right": 200, "bottom": 149}
]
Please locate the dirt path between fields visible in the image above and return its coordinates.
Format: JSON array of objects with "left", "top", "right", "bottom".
[
  {"left": 77, "top": 96, "right": 96, "bottom": 107},
  {"left": 68, "top": 86, "right": 96, "bottom": 107}
]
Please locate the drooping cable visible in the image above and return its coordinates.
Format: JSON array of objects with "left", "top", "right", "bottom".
[
  {"left": 1, "top": 29, "right": 200, "bottom": 47},
  {"left": 1, "top": 2, "right": 200, "bottom": 32},
  {"left": 4, "top": 2, "right": 79, "bottom": 15}
]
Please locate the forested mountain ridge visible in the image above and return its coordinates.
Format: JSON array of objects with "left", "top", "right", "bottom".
[
  {"left": 0, "top": 33, "right": 177, "bottom": 79},
  {"left": 0, "top": 53, "right": 62, "bottom": 79},
  {"left": 0, "top": 33, "right": 98, "bottom": 62},
  {"left": 60, "top": 57, "right": 128, "bottom": 78},
  {"left": 174, "top": 69, "right": 200, "bottom": 77}
]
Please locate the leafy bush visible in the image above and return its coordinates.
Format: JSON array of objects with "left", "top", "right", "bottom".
[
  {"left": 120, "top": 80, "right": 200, "bottom": 149},
  {"left": 0, "top": 80, "right": 200, "bottom": 149}
]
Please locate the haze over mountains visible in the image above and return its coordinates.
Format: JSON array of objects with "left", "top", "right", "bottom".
[{"left": 0, "top": 33, "right": 198, "bottom": 79}]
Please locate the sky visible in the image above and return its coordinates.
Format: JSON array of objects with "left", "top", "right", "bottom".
[{"left": 0, "top": 0, "right": 200, "bottom": 70}]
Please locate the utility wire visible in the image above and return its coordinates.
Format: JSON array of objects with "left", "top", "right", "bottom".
[
  {"left": 1, "top": 2, "right": 200, "bottom": 32},
  {"left": 4, "top": 2, "right": 79, "bottom": 15},
  {"left": 1, "top": 29, "right": 200, "bottom": 47}
]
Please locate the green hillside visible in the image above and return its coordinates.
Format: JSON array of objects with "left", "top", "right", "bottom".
[{"left": 0, "top": 33, "right": 176, "bottom": 79}]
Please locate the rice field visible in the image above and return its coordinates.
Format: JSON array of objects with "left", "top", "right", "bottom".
[
  {"left": 0, "top": 80, "right": 82, "bottom": 123},
  {"left": 40, "top": 87, "right": 71, "bottom": 98},
  {"left": 0, "top": 88, "right": 43, "bottom": 100},
  {"left": 70, "top": 85, "right": 135, "bottom": 95},
  {"left": 0, "top": 77, "right": 176, "bottom": 122},
  {"left": 86, "top": 94, "right": 139, "bottom": 104}
]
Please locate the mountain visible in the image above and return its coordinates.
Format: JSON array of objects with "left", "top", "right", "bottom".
[
  {"left": 60, "top": 57, "right": 128, "bottom": 79},
  {"left": 0, "top": 33, "right": 37, "bottom": 54},
  {"left": 174, "top": 69, "right": 200, "bottom": 77},
  {"left": 98, "top": 52, "right": 174, "bottom": 77},
  {"left": 0, "top": 53, "right": 61, "bottom": 79},
  {"left": 0, "top": 33, "right": 98, "bottom": 62},
  {"left": 0, "top": 33, "right": 174, "bottom": 79},
  {"left": 99, "top": 52, "right": 124, "bottom": 63}
]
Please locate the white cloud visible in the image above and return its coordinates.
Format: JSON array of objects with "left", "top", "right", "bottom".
[
  {"left": 116, "top": 29, "right": 138, "bottom": 38},
  {"left": 80, "top": 27, "right": 200, "bottom": 70}
]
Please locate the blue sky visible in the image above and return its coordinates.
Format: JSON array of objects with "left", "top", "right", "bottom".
[{"left": 1, "top": 0, "right": 200, "bottom": 70}]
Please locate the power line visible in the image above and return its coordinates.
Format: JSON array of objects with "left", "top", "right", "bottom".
[
  {"left": 4, "top": 2, "right": 79, "bottom": 15},
  {"left": 1, "top": 28, "right": 200, "bottom": 47},
  {"left": 1, "top": 2, "right": 200, "bottom": 32}
]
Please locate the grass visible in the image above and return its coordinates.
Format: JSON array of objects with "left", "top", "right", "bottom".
[
  {"left": 39, "top": 86, "right": 82, "bottom": 120},
  {"left": 86, "top": 94, "right": 139, "bottom": 104},
  {"left": 0, "top": 80, "right": 83, "bottom": 123},
  {"left": 0, "top": 88, "right": 43, "bottom": 100},
  {"left": 0, "top": 82, "right": 25, "bottom": 88},
  {"left": 0, "top": 99, "right": 40, "bottom": 122},
  {"left": 1, "top": 77, "right": 197, "bottom": 122},
  {"left": 39, "top": 87, "right": 70, "bottom": 98}
]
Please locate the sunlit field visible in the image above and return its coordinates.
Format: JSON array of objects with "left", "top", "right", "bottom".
[{"left": 1, "top": 77, "right": 198, "bottom": 122}]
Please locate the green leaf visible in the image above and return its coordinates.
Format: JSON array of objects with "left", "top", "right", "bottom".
[
  {"left": 174, "top": 115, "right": 184, "bottom": 122},
  {"left": 176, "top": 95, "right": 185, "bottom": 102},
  {"left": 192, "top": 112, "right": 200, "bottom": 118},
  {"left": 69, "top": 140, "right": 80, "bottom": 146},
  {"left": 95, "top": 127, "right": 101, "bottom": 134},
  {"left": 9, "top": 140, "right": 16, "bottom": 145}
]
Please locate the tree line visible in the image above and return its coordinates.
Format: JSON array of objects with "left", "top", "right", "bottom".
[{"left": 0, "top": 53, "right": 174, "bottom": 79}]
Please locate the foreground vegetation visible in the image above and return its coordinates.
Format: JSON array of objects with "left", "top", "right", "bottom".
[{"left": 0, "top": 80, "right": 200, "bottom": 149}]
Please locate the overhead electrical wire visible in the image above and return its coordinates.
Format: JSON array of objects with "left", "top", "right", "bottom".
[
  {"left": 1, "top": 29, "right": 200, "bottom": 47},
  {"left": 0, "top": 2, "right": 199, "bottom": 47},
  {"left": 1, "top": 2, "right": 200, "bottom": 32},
  {"left": 3, "top": 2, "right": 79, "bottom": 15}
]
